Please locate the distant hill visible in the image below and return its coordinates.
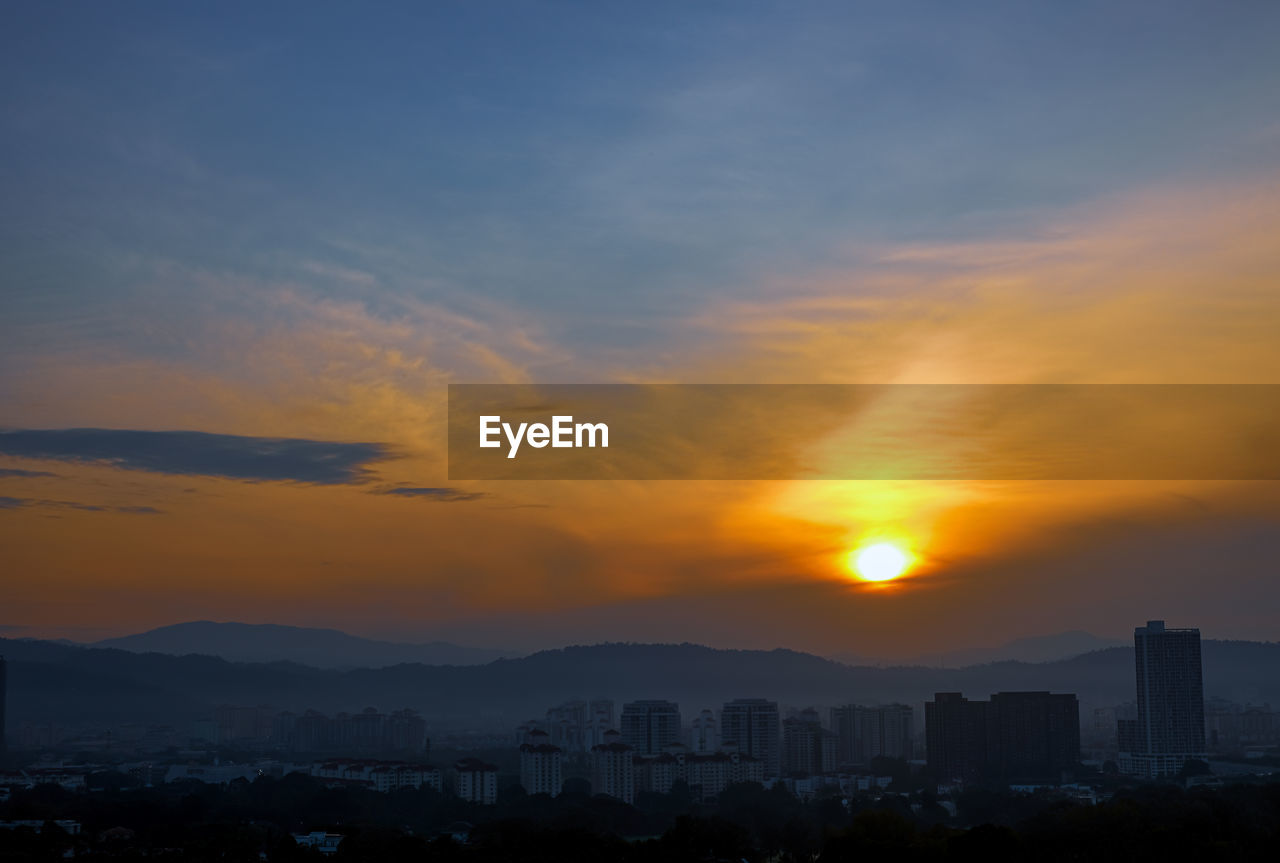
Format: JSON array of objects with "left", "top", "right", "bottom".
[
  {"left": 92, "top": 621, "right": 517, "bottom": 669},
  {"left": 910, "top": 630, "right": 1128, "bottom": 667},
  {"left": 2, "top": 637, "right": 1277, "bottom": 733},
  {"left": 830, "top": 630, "right": 1126, "bottom": 667}
]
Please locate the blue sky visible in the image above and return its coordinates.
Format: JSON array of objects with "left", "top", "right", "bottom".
[{"left": 5, "top": 1, "right": 1279, "bottom": 357}]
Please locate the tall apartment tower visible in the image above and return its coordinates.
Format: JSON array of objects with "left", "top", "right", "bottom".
[
  {"left": 690, "top": 709, "right": 719, "bottom": 753},
  {"left": 926, "top": 691, "right": 1079, "bottom": 784},
  {"left": 832, "top": 704, "right": 915, "bottom": 765},
  {"left": 1119, "top": 620, "right": 1206, "bottom": 778},
  {"left": 925, "top": 693, "right": 989, "bottom": 784},
  {"left": 519, "top": 742, "right": 563, "bottom": 797},
  {"left": 591, "top": 730, "right": 636, "bottom": 804},
  {"left": 620, "top": 700, "right": 682, "bottom": 756},
  {"left": 782, "top": 713, "right": 838, "bottom": 776},
  {"left": 987, "top": 691, "right": 1080, "bottom": 783},
  {"left": 720, "top": 698, "right": 781, "bottom": 778}
]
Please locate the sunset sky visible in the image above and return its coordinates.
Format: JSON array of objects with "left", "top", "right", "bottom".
[{"left": 2, "top": 1, "right": 1279, "bottom": 657}]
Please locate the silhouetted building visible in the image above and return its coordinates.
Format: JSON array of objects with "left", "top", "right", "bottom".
[
  {"left": 1120, "top": 620, "right": 1206, "bottom": 777},
  {"left": 620, "top": 700, "right": 682, "bottom": 756},
  {"left": 1, "top": 655, "right": 6, "bottom": 755},
  {"left": 831, "top": 703, "right": 914, "bottom": 764},
  {"left": 987, "top": 691, "right": 1080, "bottom": 783},
  {"left": 926, "top": 693, "right": 989, "bottom": 783},
  {"left": 634, "top": 744, "right": 765, "bottom": 801},
  {"left": 385, "top": 708, "right": 429, "bottom": 752},
  {"left": 311, "top": 759, "right": 441, "bottom": 792},
  {"left": 545, "top": 699, "right": 614, "bottom": 752},
  {"left": 689, "top": 709, "right": 718, "bottom": 753},
  {"left": 720, "top": 698, "right": 781, "bottom": 778},
  {"left": 1205, "top": 698, "right": 1280, "bottom": 750},
  {"left": 453, "top": 758, "right": 498, "bottom": 805},
  {"left": 514, "top": 719, "right": 544, "bottom": 746},
  {"left": 270, "top": 707, "right": 426, "bottom": 753},
  {"left": 782, "top": 710, "right": 837, "bottom": 776},
  {"left": 591, "top": 730, "right": 635, "bottom": 803},
  {"left": 926, "top": 691, "right": 1079, "bottom": 785},
  {"left": 519, "top": 742, "right": 563, "bottom": 797}
]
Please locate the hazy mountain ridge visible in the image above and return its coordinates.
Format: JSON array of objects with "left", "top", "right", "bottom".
[
  {"left": 3, "top": 636, "right": 1277, "bottom": 732},
  {"left": 828, "top": 630, "right": 1127, "bottom": 667},
  {"left": 90, "top": 620, "right": 518, "bottom": 668}
]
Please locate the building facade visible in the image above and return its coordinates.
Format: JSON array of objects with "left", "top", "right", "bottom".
[
  {"left": 689, "top": 709, "right": 719, "bottom": 753},
  {"left": 1120, "top": 620, "right": 1207, "bottom": 778},
  {"left": 519, "top": 742, "right": 563, "bottom": 797},
  {"left": 926, "top": 690, "right": 1080, "bottom": 785},
  {"left": 591, "top": 730, "right": 635, "bottom": 803},
  {"left": 987, "top": 691, "right": 1080, "bottom": 783},
  {"left": 831, "top": 703, "right": 915, "bottom": 765},
  {"left": 782, "top": 712, "right": 838, "bottom": 776},
  {"left": 720, "top": 698, "right": 781, "bottom": 778},
  {"left": 925, "top": 693, "right": 989, "bottom": 784},
  {"left": 620, "top": 700, "right": 682, "bottom": 756},
  {"left": 453, "top": 758, "right": 498, "bottom": 805}
]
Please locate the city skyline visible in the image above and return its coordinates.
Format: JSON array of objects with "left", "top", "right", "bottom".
[{"left": 3, "top": 3, "right": 1278, "bottom": 856}]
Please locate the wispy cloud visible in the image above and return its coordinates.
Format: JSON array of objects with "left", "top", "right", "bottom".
[
  {"left": 0, "top": 428, "right": 392, "bottom": 484},
  {"left": 375, "top": 486, "right": 486, "bottom": 503},
  {"left": 0, "top": 496, "right": 162, "bottom": 514},
  {"left": 0, "top": 467, "right": 59, "bottom": 478}
]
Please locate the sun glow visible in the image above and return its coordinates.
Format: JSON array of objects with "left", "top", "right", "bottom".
[{"left": 849, "top": 541, "right": 913, "bottom": 582}]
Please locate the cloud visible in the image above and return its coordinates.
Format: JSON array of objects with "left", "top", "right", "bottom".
[
  {"left": 0, "top": 428, "right": 392, "bottom": 484},
  {"left": 0, "top": 497, "right": 163, "bottom": 514},
  {"left": 375, "top": 486, "right": 487, "bottom": 503},
  {"left": 0, "top": 468, "right": 59, "bottom": 478}
]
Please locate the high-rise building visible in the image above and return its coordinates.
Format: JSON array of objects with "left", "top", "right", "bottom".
[
  {"left": 925, "top": 693, "right": 989, "bottom": 784},
  {"left": 831, "top": 704, "right": 915, "bottom": 765},
  {"left": 453, "top": 758, "right": 499, "bottom": 804},
  {"left": 1119, "top": 620, "right": 1206, "bottom": 778},
  {"left": 519, "top": 741, "right": 563, "bottom": 797},
  {"left": 720, "top": 699, "right": 781, "bottom": 778},
  {"left": 987, "top": 691, "right": 1080, "bottom": 783},
  {"left": 620, "top": 700, "right": 682, "bottom": 756},
  {"left": 782, "top": 712, "right": 838, "bottom": 776},
  {"left": 0, "top": 655, "right": 6, "bottom": 755},
  {"left": 544, "top": 699, "right": 614, "bottom": 752},
  {"left": 591, "top": 730, "right": 635, "bottom": 803},
  {"left": 689, "top": 709, "right": 718, "bottom": 753},
  {"left": 926, "top": 691, "right": 1080, "bottom": 785}
]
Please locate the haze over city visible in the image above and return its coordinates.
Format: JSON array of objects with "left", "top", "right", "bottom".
[{"left": 4, "top": 4, "right": 1280, "bottom": 860}]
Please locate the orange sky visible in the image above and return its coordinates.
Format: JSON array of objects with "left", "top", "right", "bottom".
[{"left": 4, "top": 174, "right": 1280, "bottom": 656}]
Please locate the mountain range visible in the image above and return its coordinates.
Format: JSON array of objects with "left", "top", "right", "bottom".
[
  {"left": 90, "top": 621, "right": 518, "bottom": 669},
  {"left": 87, "top": 620, "right": 1121, "bottom": 670},
  {"left": 3, "top": 632, "right": 1277, "bottom": 734}
]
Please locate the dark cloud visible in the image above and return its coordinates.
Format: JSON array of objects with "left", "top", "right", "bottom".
[
  {"left": 0, "top": 428, "right": 391, "bottom": 484},
  {"left": 377, "top": 486, "right": 486, "bottom": 503},
  {"left": 0, "top": 497, "right": 163, "bottom": 514},
  {"left": 0, "top": 467, "right": 58, "bottom": 478}
]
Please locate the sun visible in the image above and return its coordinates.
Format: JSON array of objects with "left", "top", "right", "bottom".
[{"left": 849, "top": 541, "right": 913, "bottom": 582}]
